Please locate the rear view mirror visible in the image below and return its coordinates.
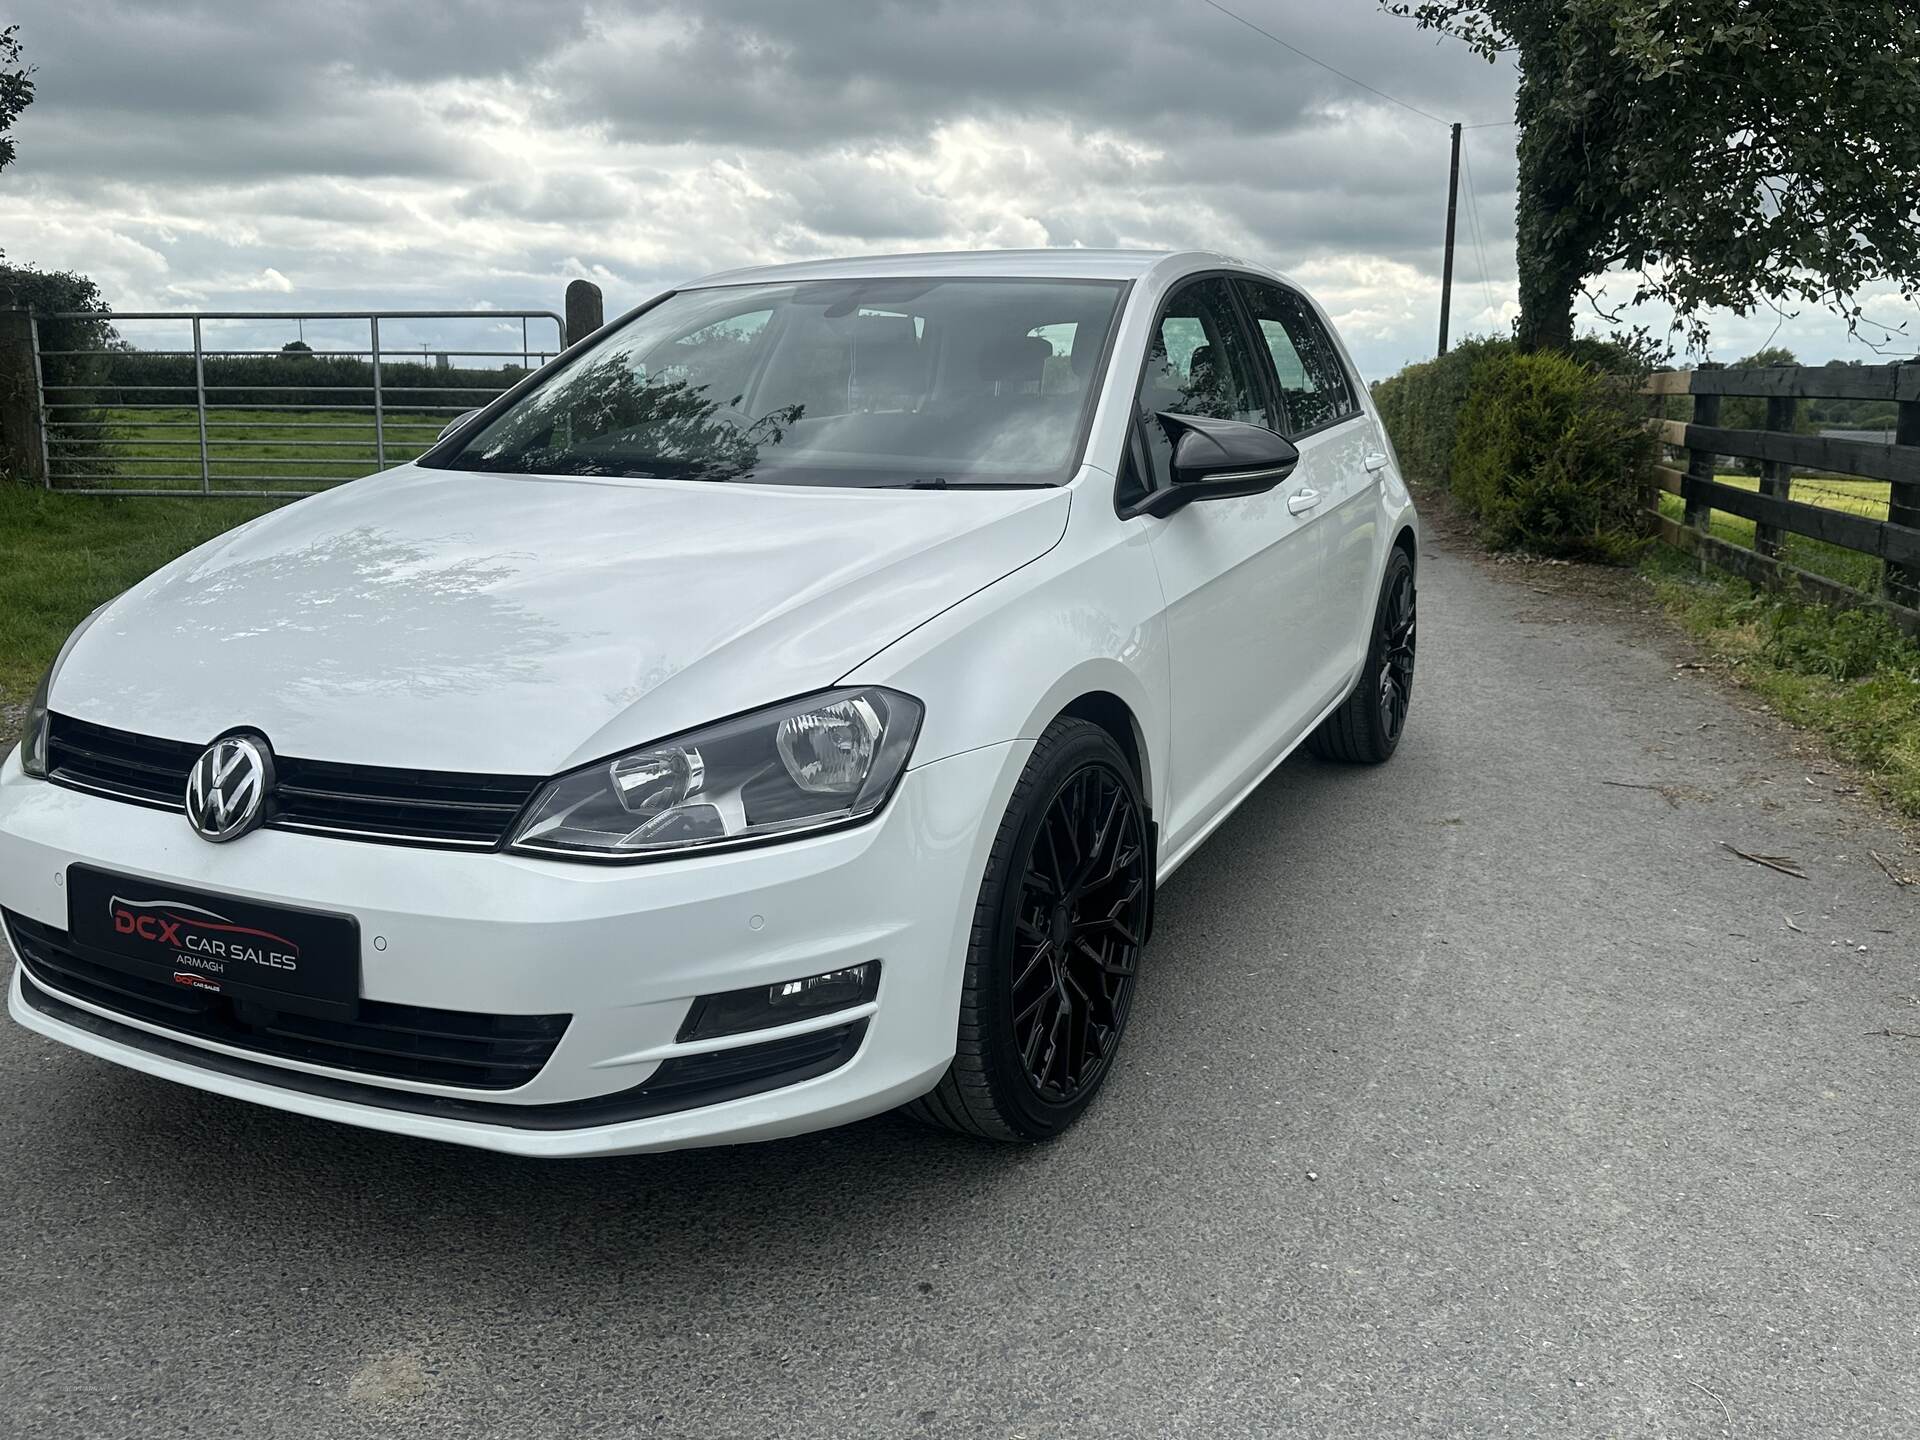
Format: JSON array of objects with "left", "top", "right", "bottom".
[{"left": 1129, "top": 412, "right": 1300, "bottom": 517}]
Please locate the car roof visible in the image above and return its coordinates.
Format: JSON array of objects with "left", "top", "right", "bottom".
[{"left": 682, "top": 248, "right": 1281, "bottom": 288}]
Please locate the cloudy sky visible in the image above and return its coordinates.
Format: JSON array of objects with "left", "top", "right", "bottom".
[{"left": 3, "top": 0, "right": 1914, "bottom": 377}]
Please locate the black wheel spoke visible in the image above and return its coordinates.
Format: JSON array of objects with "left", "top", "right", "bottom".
[
  {"left": 1010, "top": 760, "right": 1148, "bottom": 1103},
  {"left": 1374, "top": 572, "right": 1416, "bottom": 742},
  {"left": 1013, "top": 938, "right": 1054, "bottom": 992}
]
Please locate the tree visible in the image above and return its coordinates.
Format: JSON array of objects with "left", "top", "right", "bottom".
[
  {"left": 281, "top": 339, "right": 314, "bottom": 356},
  {"left": 1388, "top": 1, "right": 1920, "bottom": 352},
  {"left": 0, "top": 24, "right": 34, "bottom": 261}
]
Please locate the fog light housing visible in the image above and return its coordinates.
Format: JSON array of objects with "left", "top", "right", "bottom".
[{"left": 677, "top": 961, "right": 881, "bottom": 1042}]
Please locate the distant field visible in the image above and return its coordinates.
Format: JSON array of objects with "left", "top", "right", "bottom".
[
  {"left": 1656, "top": 472, "right": 1892, "bottom": 592},
  {"left": 52, "top": 406, "right": 462, "bottom": 491}
]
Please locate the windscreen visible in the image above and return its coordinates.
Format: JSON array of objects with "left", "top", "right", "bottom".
[{"left": 429, "top": 277, "right": 1127, "bottom": 488}]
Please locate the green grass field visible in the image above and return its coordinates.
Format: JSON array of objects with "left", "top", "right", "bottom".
[
  {"left": 56, "top": 406, "right": 457, "bottom": 491},
  {"left": 1655, "top": 472, "right": 1893, "bottom": 593}
]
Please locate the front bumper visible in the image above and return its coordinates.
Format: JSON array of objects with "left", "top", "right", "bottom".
[{"left": 0, "top": 741, "right": 1025, "bottom": 1157}]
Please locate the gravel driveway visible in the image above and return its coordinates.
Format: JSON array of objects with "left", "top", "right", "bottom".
[{"left": 2, "top": 529, "right": 1915, "bottom": 1438}]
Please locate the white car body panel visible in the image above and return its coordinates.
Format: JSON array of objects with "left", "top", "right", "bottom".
[
  {"left": 2, "top": 248, "right": 1417, "bottom": 1155},
  {"left": 53, "top": 467, "right": 1069, "bottom": 774}
]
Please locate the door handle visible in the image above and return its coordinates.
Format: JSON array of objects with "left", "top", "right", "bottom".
[
  {"left": 1363, "top": 451, "right": 1389, "bottom": 473},
  {"left": 1287, "top": 487, "right": 1322, "bottom": 515}
]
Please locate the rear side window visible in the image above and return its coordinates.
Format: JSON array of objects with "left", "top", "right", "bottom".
[{"left": 1237, "top": 281, "right": 1357, "bottom": 435}]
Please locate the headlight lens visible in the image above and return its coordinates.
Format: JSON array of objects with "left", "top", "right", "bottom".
[
  {"left": 508, "top": 687, "right": 923, "bottom": 860},
  {"left": 19, "top": 664, "right": 52, "bottom": 778}
]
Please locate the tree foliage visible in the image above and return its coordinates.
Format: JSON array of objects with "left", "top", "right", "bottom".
[
  {"left": 0, "top": 24, "right": 34, "bottom": 262},
  {"left": 0, "top": 263, "right": 116, "bottom": 473},
  {"left": 1388, "top": 0, "right": 1920, "bottom": 352},
  {"left": 0, "top": 25, "right": 30, "bottom": 176}
]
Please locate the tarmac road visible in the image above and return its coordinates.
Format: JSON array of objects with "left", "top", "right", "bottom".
[{"left": 2, "top": 529, "right": 1916, "bottom": 1438}]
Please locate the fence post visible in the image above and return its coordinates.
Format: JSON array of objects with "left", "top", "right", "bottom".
[
  {"left": 1888, "top": 363, "right": 1920, "bottom": 607},
  {"left": 1754, "top": 393, "right": 1797, "bottom": 559},
  {"left": 1682, "top": 371, "right": 1721, "bottom": 538},
  {"left": 191, "top": 316, "right": 212, "bottom": 495},
  {"left": 370, "top": 316, "right": 386, "bottom": 470},
  {"left": 565, "top": 280, "right": 604, "bottom": 348},
  {"left": 0, "top": 308, "right": 49, "bottom": 486}
]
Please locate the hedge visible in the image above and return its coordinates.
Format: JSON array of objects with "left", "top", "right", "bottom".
[{"left": 1449, "top": 350, "right": 1656, "bottom": 560}]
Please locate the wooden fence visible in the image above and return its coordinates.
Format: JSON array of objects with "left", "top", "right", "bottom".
[{"left": 1641, "top": 363, "right": 1920, "bottom": 636}]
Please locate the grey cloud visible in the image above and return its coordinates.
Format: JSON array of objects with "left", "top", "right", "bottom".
[
  {"left": 1, "top": 0, "right": 1532, "bottom": 378},
  {"left": 455, "top": 172, "right": 644, "bottom": 222},
  {"left": 18, "top": 0, "right": 587, "bottom": 115},
  {"left": 537, "top": 0, "right": 1513, "bottom": 148}
]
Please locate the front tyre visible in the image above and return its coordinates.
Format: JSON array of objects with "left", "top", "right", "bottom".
[
  {"left": 907, "top": 718, "right": 1151, "bottom": 1142},
  {"left": 1306, "top": 546, "right": 1416, "bottom": 765}
]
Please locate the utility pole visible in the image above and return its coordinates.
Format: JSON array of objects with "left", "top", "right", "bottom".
[{"left": 1437, "top": 121, "right": 1462, "bottom": 356}]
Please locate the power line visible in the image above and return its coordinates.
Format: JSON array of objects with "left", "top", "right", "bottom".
[
  {"left": 1460, "top": 143, "right": 1500, "bottom": 328},
  {"left": 1196, "top": 0, "right": 1453, "bottom": 127}
]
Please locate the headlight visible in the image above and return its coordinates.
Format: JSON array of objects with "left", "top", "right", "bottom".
[
  {"left": 19, "top": 664, "right": 52, "bottom": 779},
  {"left": 508, "top": 687, "right": 923, "bottom": 860}
]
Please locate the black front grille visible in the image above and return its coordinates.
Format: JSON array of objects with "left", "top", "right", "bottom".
[
  {"left": 46, "top": 715, "right": 198, "bottom": 808},
  {"left": 47, "top": 714, "right": 543, "bottom": 851},
  {"left": 7, "top": 912, "right": 568, "bottom": 1089}
]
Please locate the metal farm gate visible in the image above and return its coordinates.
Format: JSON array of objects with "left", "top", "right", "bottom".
[{"left": 17, "top": 307, "right": 572, "bottom": 497}]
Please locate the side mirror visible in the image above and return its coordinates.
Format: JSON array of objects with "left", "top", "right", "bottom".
[
  {"left": 437, "top": 408, "right": 482, "bottom": 442},
  {"left": 1131, "top": 413, "right": 1300, "bottom": 518}
]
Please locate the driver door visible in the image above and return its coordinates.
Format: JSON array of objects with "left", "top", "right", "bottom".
[{"left": 1131, "top": 276, "right": 1330, "bottom": 857}]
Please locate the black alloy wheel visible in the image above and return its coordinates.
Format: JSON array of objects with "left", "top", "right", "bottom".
[
  {"left": 1377, "top": 561, "right": 1417, "bottom": 745},
  {"left": 905, "top": 717, "right": 1152, "bottom": 1141},
  {"left": 1009, "top": 761, "right": 1148, "bottom": 1103},
  {"left": 1306, "top": 545, "right": 1417, "bottom": 764}
]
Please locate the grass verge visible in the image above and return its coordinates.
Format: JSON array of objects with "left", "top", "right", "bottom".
[
  {"left": 0, "top": 487, "right": 282, "bottom": 728},
  {"left": 1642, "top": 545, "right": 1920, "bottom": 818}
]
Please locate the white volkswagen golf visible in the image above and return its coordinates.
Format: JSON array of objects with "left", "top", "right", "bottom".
[{"left": 3, "top": 250, "right": 1416, "bottom": 1156}]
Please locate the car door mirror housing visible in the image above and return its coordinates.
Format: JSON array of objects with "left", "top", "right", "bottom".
[
  {"left": 437, "top": 408, "right": 482, "bottom": 442},
  {"left": 1126, "top": 412, "right": 1301, "bottom": 518}
]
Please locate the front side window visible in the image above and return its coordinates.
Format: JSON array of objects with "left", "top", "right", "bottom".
[
  {"left": 1237, "top": 281, "right": 1357, "bottom": 435},
  {"left": 427, "top": 278, "right": 1126, "bottom": 488},
  {"left": 1126, "top": 277, "right": 1273, "bottom": 500}
]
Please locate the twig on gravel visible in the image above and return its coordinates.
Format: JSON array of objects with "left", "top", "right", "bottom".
[
  {"left": 1719, "top": 841, "right": 1806, "bottom": 879},
  {"left": 1866, "top": 1029, "right": 1920, "bottom": 1041},
  {"left": 1782, "top": 914, "right": 1803, "bottom": 933},
  {"left": 1869, "top": 850, "right": 1915, "bottom": 888},
  {"left": 1603, "top": 780, "right": 1691, "bottom": 808},
  {"left": 1686, "top": 1378, "right": 1733, "bottom": 1427}
]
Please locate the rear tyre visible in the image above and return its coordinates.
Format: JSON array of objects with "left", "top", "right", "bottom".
[
  {"left": 1305, "top": 546, "right": 1416, "bottom": 765},
  {"left": 905, "top": 718, "right": 1151, "bottom": 1142}
]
